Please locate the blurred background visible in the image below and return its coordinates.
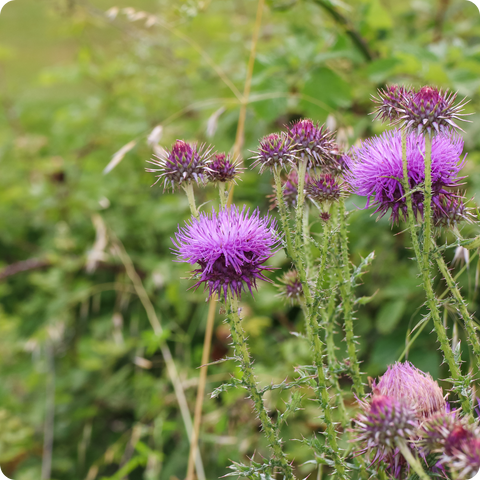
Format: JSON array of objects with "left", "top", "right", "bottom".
[{"left": 1, "top": 0, "right": 480, "bottom": 478}]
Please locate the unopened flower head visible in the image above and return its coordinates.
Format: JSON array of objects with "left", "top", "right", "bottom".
[
  {"left": 287, "top": 119, "right": 338, "bottom": 168},
  {"left": 346, "top": 130, "right": 465, "bottom": 224},
  {"left": 305, "top": 173, "right": 346, "bottom": 204},
  {"left": 445, "top": 437, "right": 480, "bottom": 479},
  {"left": 372, "top": 85, "right": 412, "bottom": 123},
  {"left": 433, "top": 194, "right": 472, "bottom": 229},
  {"left": 207, "top": 153, "right": 243, "bottom": 183},
  {"left": 277, "top": 270, "right": 303, "bottom": 303},
  {"left": 400, "top": 86, "right": 470, "bottom": 136},
  {"left": 373, "top": 361, "right": 446, "bottom": 419},
  {"left": 418, "top": 410, "right": 463, "bottom": 454},
  {"left": 250, "top": 133, "right": 297, "bottom": 173},
  {"left": 355, "top": 395, "right": 417, "bottom": 454},
  {"left": 147, "top": 140, "right": 212, "bottom": 191},
  {"left": 172, "top": 205, "right": 280, "bottom": 301}
]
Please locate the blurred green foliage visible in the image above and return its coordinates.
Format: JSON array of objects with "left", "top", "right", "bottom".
[{"left": 1, "top": 0, "right": 480, "bottom": 478}]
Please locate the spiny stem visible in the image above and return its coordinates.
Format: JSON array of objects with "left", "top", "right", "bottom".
[
  {"left": 434, "top": 249, "right": 480, "bottom": 366},
  {"left": 295, "top": 157, "right": 308, "bottom": 257},
  {"left": 225, "top": 295, "right": 294, "bottom": 479},
  {"left": 303, "top": 204, "right": 312, "bottom": 271},
  {"left": 218, "top": 181, "right": 227, "bottom": 208},
  {"left": 273, "top": 167, "right": 295, "bottom": 260},
  {"left": 304, "top": 297, "right": 347, "bottom": 478},
  {"left": 422, "top": 134, "right": 433, "bottom": 266},
  {"left": 396, "top": 440, "right": 430, "bottom": 480},
  {"left": 338, "top": 199, "right": 364, "bottom": 397},
  {"left": 183, "top": 182, "right": 200, "bottom": 219},
  {"left": 401, "top": 131, "right": 422, "bottom": 263},
  {"left": 402, "top": 131, "right": 471, "bottom": 413}
]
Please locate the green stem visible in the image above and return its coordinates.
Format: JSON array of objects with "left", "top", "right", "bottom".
[
  {"left": 273, "top": 167, "right": 295, "bottom": 260},
  {"left": 183, "top": 183, "right": 200, "bottom": 219},
  {"left": 224, "top": 295, "right": 294, "bottom": 479},
  {"left": 396, "top": 440, "right": 430, "bottom": 480},
  {"left": 338, "top": 199, "right": 364, "bottom": 397},
  {"left": 305, "top": 304, "right": 346, "bottom": 478},
  {"left": 402, "top": 131, "right": 470, "bottom": 413},
  {"left": 218, "top": 182, "right": 227, "bottom": 209},
  {"left": 295, "top": 157, "right": 308, "bottom": 257},
  {"left": 303, "top": 204, "right": 312, "bottom": 271},
  {"left": 422, "top": 134, "right": 432, "bottom": 267},
  {"left": 435, "top": 250, "right": 480, "bottom": 366},
  {"left": 401, "top": 130, "right": 422, "bottom": 264}
]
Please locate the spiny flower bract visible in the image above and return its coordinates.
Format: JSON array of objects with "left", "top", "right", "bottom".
[
  {"left": 250, "top": 133, "right": 297, "bottom": 173},
  {"left": 346, "top": 130, "right": 465, "bottom": 224},
  {"left": 287, "top": 119, "right": 338, "bottom": 168},
  {"left": 373, "top": 361, "right": 446, "bottom": 419},
  {"left": 207, "top": 153, "right": 243, "bottom": 183},
  {"left": 372, "top": 85, "right": 412, "bottom": 123},
  {"left": 147, "top": 140, "right": 212, "bottom": 191},
  {"left": 172, "top": 205, "right": 280, "bottom": 301},
  {"left": 401, "top": 86, "right": 470, "bottom": 135},
  {"left": 276, "top": 270, "right": 303, "bottom": 303},
  {"left": 433, "top": 193, "right": 473, "bottom": 229},
  {"left": 305, "top": 173, "right": 346, "bottom": 204}
]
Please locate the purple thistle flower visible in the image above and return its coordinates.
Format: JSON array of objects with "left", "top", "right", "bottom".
[
  {"left": 433, "top": 193, "right": 473, "bottom": 229},
  {"left": 172, "top": 205, "right": 280, "bottom": 301},
  {"left": 345, "top": 130, "right": 465, "bottom": 224},
  {"left": 146, "top": 140, "right": 213, "bottom": 191},
  {"left": 400, "top": 86, "right": 471, "bottom": 136},
  {"left": 372, "top": 85, "right": 413, "bottom": 123},
  {"left": 250, "top": 133, "right": 297, "bottom": 173},
  {"left": 207, "top": 153, "right": 243, "bottom": 183},
  {"left": 305, "top": 173, "right": 347, "bottom": 204},
  {"left": 354, "top": 395, "right": 418, "bottom": 465},
  {"left": 287, "top": 119, "right": 339, "bottom": 168},
  {"left": 276, "top": 270, "right": 303, "bottom": 303},
  {"left": 373, "top": 362, "right": 446, "bottom": 419}
]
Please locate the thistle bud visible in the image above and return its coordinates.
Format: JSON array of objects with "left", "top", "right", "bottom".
[
  {"left": 373, "top": 362, "right": 446, "bottom": 419},
  {"left": 207, "top": 153, "right": 243, "bottom": 183},
  {"left": 287, "top": 119, "right": 338, "bottom": 168},
  {"left": 147, "top": 140, "right": 212, "bottom": 191},
  {"left": 250, "top": 133, "right": 297, "bottom": 173}
]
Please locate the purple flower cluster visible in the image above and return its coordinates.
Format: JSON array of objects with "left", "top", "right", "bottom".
[
  {"left": 172, "top": 205, "right": 280, "bottom": 301},
  {"left": 147, "top": 140, "right": 213, "bottom": 191},
  {"left": 346, "top": 129, "right": 465, "bottom": 224},
  {"left": 354, "top": 362, "right": 479, "bottom": 479},
  {"left": 372, "top": 84, "right": 470, "bottom": 135}
]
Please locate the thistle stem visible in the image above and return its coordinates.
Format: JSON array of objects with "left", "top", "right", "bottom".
[
  {"left": 422, "top": 134, "right": 433, "bottom": 266},
  {"left": 338, "top": 199, "right": 364, "bottom": 397},
  {"left": 402, "top": 133, "right": 471, "bottom": 414},
  {"left": 401, "top": 131, "right": 422, "bottom": 264},
  {"left": 396, "top": 440, "right": 430, "bottom": 480},
  {"left": 273, "top": 167, "right": 295, "bottom": 260},
  {"left": 218, "top": 182, "right": 227, "bottom": 209},
  {"left": 434, "top": 249, "right": 480, "bottom": 366},
  {"left": 303, "top": 204, "right": 312, "bottom": 271},
  {"left": 224, "top": 295, "right": 294, "bottom": 479},
  {"left": 183, "top": 182, "right": 200, "bottom": 219},
  {"left": 295, "top": 157, "right": 308, "bottom": 256}
]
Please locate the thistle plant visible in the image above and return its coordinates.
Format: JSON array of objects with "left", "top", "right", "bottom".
[{"left": 144, "top": 84, "right": 480, "bottom": 480}]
